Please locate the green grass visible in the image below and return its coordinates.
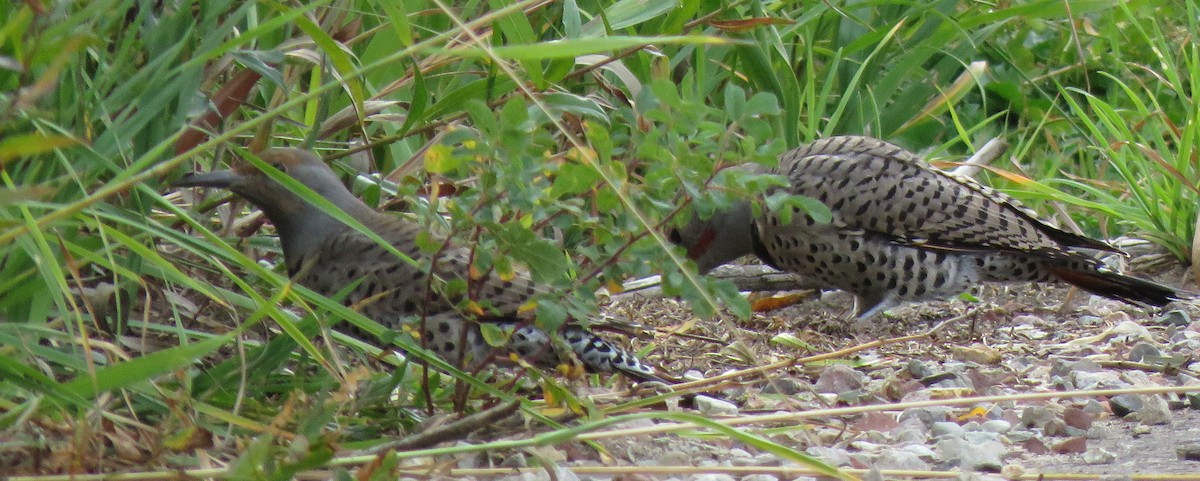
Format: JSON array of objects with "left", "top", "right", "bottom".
[{"left": 0, "top": 0, "right": 1197, "bottom": 477}]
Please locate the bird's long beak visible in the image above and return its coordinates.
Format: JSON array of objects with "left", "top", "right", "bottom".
[{"left": 174, "top": 169, "right": 241, "bottom": 189}]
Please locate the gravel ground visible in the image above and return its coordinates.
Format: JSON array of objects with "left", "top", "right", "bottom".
[{"left": 538, "top": 262, "right": 1200, "bottom": 480}]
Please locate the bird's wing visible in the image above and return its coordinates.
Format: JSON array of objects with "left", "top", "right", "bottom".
[
  {"left": 775, "top": 136, "right": 1117, "bottom": 254},
  {"left": 296, "top": 215, "right": 548, "bottom": 325}
]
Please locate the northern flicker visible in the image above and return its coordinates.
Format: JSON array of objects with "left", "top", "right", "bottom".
[
  {"left": 176, "top": 148, "right": 662, "bottom": 382},
  {"left": 671, "top": 136, "right": 1184, "bottom": 318}
]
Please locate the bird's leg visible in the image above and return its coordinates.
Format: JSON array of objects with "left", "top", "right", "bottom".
[{"left": 853, "top": 292, "right": 899, "bottom": 320}]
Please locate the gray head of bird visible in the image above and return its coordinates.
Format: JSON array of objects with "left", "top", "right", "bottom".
[
  {"left": 174, "top": 148, "right": 377, "bottom": 261},
  {"left": 667, "top": 200, "right": 756, "bottom": 273}
]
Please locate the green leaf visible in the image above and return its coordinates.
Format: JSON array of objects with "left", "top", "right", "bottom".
[
  {"left": 431, "top": 36, "right": 731, "bottom": 61},
  {"left": 535, "top": 300, "right": 568, "bottom": 333},
  {"left": 63, "top": 333, "right": 232, "bottom": 399},
  {"left": 0, "top": 352, "right": 90, "bottom": 409},
  {"left": 379, "top": 1, "right": 413, "bottom": 47},
  {"left": 495, "top": 224, "right": 569, "bottom": 284},
  {"left": 0, "top": 133, "right": 78, "bottom": 165},
  {"left": 770, "top": 333, "right": 814, "bottom": 352},
  {"left": 765, "top": 191, "right": 833, "bottom": 225},
  {"left": 550, "top": 162, "right": 601, "bottom": 198},
  {"left": 422, "top": 144, "right": 463, "bottom": 174},
  {"left": 478, "top": 323, "right": 510, "bottom": 348}
]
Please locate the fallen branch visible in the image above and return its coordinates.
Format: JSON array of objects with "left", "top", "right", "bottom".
[
  {"left": 615, "top": 265, "right": 808, "bottom": 299},
  {"left": 376, "top": 399, "right": 522, "bottom": 451}
]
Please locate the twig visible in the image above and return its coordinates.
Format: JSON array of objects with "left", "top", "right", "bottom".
[
  {"left": 950, "top": 136, "right": 1008, "bottom": 178},
  {"left": 660, "top": 310, "right": 970, "bottom": 396},
  {"left": 363, "top": 464, "right": 1200, "bottom": 481},
  {"left": 615, "top": 265, "right": 808, "bottom": 299},
  {"left": 1095, "top": 359, "right": 1193, "bottom": 375},
  {"left": 374, "top": 400, "right": 522, "bottom": 451}
]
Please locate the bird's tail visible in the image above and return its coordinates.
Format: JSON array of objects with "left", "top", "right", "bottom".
[
  {"left": 492, "top": 323, "right": 668, "bottom": 384},
  {"left": 559, "top": 326, "right": 669, "bottom": 384},
  {"left": 1045, "top": 259, "right": 1185, "bottom": 308}
]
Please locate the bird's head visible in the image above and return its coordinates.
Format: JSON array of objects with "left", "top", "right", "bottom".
[
  {"left": 175, "top": 148, "right": 376, "bottom": 261},
  {"left": 175, "top": 148, "right": 351, "bottom": 213},
  {"left": 666, "top": 200, "right": 756, "bottom": 273}
]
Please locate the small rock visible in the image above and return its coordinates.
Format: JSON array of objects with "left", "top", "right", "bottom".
[
  {"left": 900, "top": 444, "right": 938, "bottom": 460},
  {"left": 1176, "top": 373, "right": 1200, "bottom": 386},
  {"left": 1006, "top": 430, "right": 1036, "bottom": 442},
  {"left": 936, "top": 436, "right": 1006, "bottom": 472},
  {"left": 851, "top": 412, "right": 900, "bottom": 432},
  {"left": 1127, "top": 342, "right": 1163, "bottom": 362},
  {"left": 751, "top": 453, "right": 780, "bottom": 467},
  {"left": 1051, "top": 359, "right": 1102, "bottom": 378},
  {"left": 1000, "top": 464, "right": 1025, "bottom": 479},
  {"left": 1011, "top": 314, "right": 1045, "bottom": 325},
  {"left": 1132, "top": 425, "right": 1152, "bottom": 436},
  {"left": 1082, "top": 399, "right": 1108, "bottom": 414},
  {"left": 727, "top": 448, "right": 755, "bottom": 466},
  {"left": 814, "top": 364, "right": 868, "bottom": 394},
  {"left": 740, "top": 475, "right": 777, "bottom": 481},
  {"left": 960, "top": 442, "right": 1006, "bottom": 472},
  {"left": 980, "top": 420, "right": 1011, "bottom": 434},
  {"left": 906, "top": 359, "right": 935, "bottom": 378},
  {"left": 805, "top": 446, "right": 851, "bottom": 466},
  {"left": 694, "top": 395, "right": 739, "bottom": 416},
  {"left": 1105, "top": 321, "right": 1155, "bottom": 343},
  {"left": 881, "top": 376, "right": 924, "bottom": 401},
  {"left": 892, "top": 421, "right": 929, "bottom": 444},
  {"left": 1043, "top": 419, "right": 1068, "bottom": 437},
  {"left": 760, "top": 378, "right": 805, "bottom": 395},
  {"left": 875, "top": 448, "right": 930, "bottom": 470},
  {"left": 931, "top": 421, "right": 965, "bottom": 438},
  {"left": 918, "top": 372, "right": 961, "bottom": 387},
  {"left": 654, "top": 451, "right": 691, "bottom": 466},
  {"left": 1021, "top": 438, "right": 1049, "bottom": 455},
  {"left": 1177, "top": 443, "right": 1200, "bottom": 461},
  {"left": 502, "top": 452, "right": 528, "bottom": 468},
  {"left": 1109, "top": 394, "right": 1144, "bottom": 417},
  {"left": 964, "top": 431, "right": 1002, "bottom": 444},
  {"left": 1155, "top": 309, "right": 1191, "bottom": 327},
  {"left": 1053, "top": 437, "right": 1087, "bottom": 454},
  {"left": 682, "top": 370, "right": 706, "bottom": 382},
  {"left": 952, "top": 344, "right": 1003, "bottom": 365},
  {"left": 1120, "top": 370, "right": 1155, "bottom": 387},
  {"left": 1062, "top": 407, "right": 1095, "bottom": 430},
  {"left": 1173, "top": 338, "right": 1200, "bottom": 353},
  {"left": 1087, "top": 424, "right": 1114, "bottom": 439},
  {"left": 1187, "top": 393, "right": 1200, "bottom": 410},
  {"left": 1071, "top": 370, "right": 1125, "bottom": 390},
  {"left": 898, "top": 406, "right": 952, "bottom": 427},
  {"left": 1083, "top": 447, "right": 1116, "bottom": 465},
  {"left": 1019, "top": 405, "right": 1063, "bottom": 430},
  {"left": 454, "top": 442, "right": 480, "bottom": 469},
  {"left": 1136, "top": 395, "right": 1172, "bottom": 425}
]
